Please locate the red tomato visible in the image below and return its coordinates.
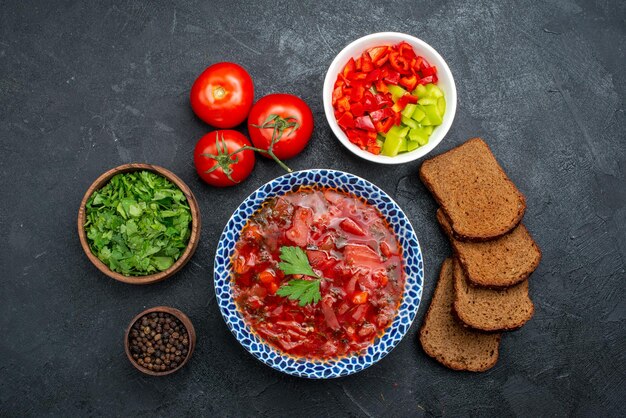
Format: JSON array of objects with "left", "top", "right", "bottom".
[
  {"left": 193, "top": 130, "right": 255, "bottom": 187},
  {"left": 247, "top": 94, "right": 313, "bottom": 160},
  {"left": 190, "top": 62, "right": 254, "bottom": 128}
]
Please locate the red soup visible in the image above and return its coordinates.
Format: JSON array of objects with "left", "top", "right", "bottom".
[{"left": 232, "top": 186, "right": 405, "bottom": 359}]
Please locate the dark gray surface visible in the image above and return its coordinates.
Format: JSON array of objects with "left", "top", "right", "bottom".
[{"left": 1, "top": 0, "right": 624, "bottom": 416}]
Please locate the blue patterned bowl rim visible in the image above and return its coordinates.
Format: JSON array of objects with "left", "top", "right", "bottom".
[{"left": 214, "top": 169, "right": 424, "bottom": 379}]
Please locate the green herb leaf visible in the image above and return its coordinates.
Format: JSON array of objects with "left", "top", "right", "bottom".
[
  {"left": 153, "top": 256, "right": 174, "bottom": 271},
  {"left": 84, "top": 171, "right": 192, "bottom": 276},
  {"left": 277, "top": 246, "right": 318, "bottom": 278},
  {"left": 276, "top": 279, "right": 321, "bottom": 306},
  {"left": 276, "top": 246, "right": 322, "bottom": 306}
]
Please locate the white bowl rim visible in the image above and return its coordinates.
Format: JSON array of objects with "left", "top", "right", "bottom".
[{"left": 323, "top": 32, "right": 457, "bottom": 165}]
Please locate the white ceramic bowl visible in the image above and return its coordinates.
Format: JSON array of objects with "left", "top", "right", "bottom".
[{"left": 323, "top": 32, "right": 457, "bottom": 164}]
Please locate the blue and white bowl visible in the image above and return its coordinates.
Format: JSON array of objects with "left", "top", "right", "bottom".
[{"left": 214, "top": 169, "right": 424, "bottom": 379}]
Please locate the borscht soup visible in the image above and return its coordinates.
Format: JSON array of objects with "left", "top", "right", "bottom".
[{"left": 231, "top": 186, "right": 405, "bottom": 359}]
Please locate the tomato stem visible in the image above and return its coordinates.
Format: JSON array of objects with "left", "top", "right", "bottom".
[
  {"left": 201, "top": 134, "right": 245, "bottom": 184},
  {"left": 231, "top": 145, "right": 291, "bottom": 172},
  {"left": 201, "top": 119, "right": 294, "bottom": 186},
  {"left": 250, "top": 113, "right": 301, "bottom": 173},
  {"left": 212, "top": 86, "right": 227, "bottom": 100}
]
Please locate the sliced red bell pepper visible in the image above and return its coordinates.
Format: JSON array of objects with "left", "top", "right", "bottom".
[
  {"left": 399, "top": 75, "right": 418, "bottom": 91},
  {"left": 368, "top": 46, "right": 389, "bottom": 62},
  {"left": 365, "top": 69, "right": 381, "bottom": 82},
  {"left": 349, "top": 72, "right": 367, "bottom": 81},
  {"left": 375, "top": 80, "right": 388, "bottom": 94},
  {"left": 366, "top": 131, "right": 378, "bottom": 149},
  {"left": 369, "top": 107, "right": 395, "bottom": 122},
  {"left": 337, "top": 96, "right": 350, "bottom": 112},
  {"left": 398, "top": 41, "right": 416, "bottom": 59},
  {"left": 355, "top": 130, "right": 370, "bottom": 149},
  {"left": 350, "top": 102, "right": 365, "bottom": 117},
  {"left": 417, "top": 75, "right": 435, "bottom": 85},
  {"left": 384, "top": 68, "right": 400, "bottom": 85},
  {"left": 338, "top": 73, "right": 351, "bottom": 87},
  {"left": 343, "top": 58, "right": 356, "bottom": 77},
  {"left": 374, "top": 117, "right": 394, "bottom": 133},
  {"left": 421, "top": 65, "right": 437, "bottom": 77},
  {"left": 346, "top": 128, "right": 363, "bottom": 144},
  {"left": 354, "top": 115, "right": 376, "bottom": 132},
  {"left": 366, "top": 142, "right": 381, "bottom": 155},
  {"left": 391, "top": 93, "right": 418, "bottom": 112},
  {"left": 345, "top": 129, "right": 360, "bottom": 147},
  {"left": 413, "top": 56, "right": 423, "bottom": 72},
  {"left": 355, "top": 56, "right": 362, "bottom": 71},
  {"left": 362, "top": 91, "right": 377, "bottom": 112},
  {"left": 375, "top": 54, "right": 389, "bottom": 67},
  {"left": 368, "top": 109, "right": 386, "bottom": 123},
  {"left": 394, "top": 110, "right": 402, "bottom": 126},
  {"left": 400, "top": 93, "right": 418, "bottom": 105},
  {"left": 332, "top": 85, "right": 343, "bottom": 105},
  {"left": 389, "top": 51, "right": 410, "bottom": 74},
  {"left": 350, "top": 84, "right": 365, "bottom": 102},
  {"left": 337, "top": 112, "right": 355, "bottom": 129},
  {"left": 374, "top": 93, "right": 393, "bottom": 108},
  {"left": 361, "top": 53, "right": 374, "bottom": 72}
]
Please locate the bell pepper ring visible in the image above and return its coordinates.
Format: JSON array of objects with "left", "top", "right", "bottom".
[{"left": 389, "top": 52, "right": 411, "bottom": 74}]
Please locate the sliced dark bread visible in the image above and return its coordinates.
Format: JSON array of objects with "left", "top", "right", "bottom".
[
  {"left": 437, "top": 209, "right": 541, "bottom": 288},
  {"left": 419, "top": 258, "right": 501, "bottom": 372},
  {"left": 453, "top": 259, "right": 534, "bottom": 332},
  {"left": 419, "top": 138, "right": 526, "bottom": 241}
]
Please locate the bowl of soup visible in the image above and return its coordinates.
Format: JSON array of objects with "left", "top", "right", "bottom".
[{"left": 214, "top": 169, "right": 424, "bottom": 378}]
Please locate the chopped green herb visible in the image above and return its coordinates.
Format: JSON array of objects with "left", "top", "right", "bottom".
[
  {"left": 84, "top": 171, "right": 192, "bottom": 276},
  {"left": 276, "top": 246, "right": 322, "bottom": 306}
]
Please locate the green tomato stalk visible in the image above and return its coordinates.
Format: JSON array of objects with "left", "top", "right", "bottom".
[{"left": 201, "top": 114, "right": 297, "bottom": 183}]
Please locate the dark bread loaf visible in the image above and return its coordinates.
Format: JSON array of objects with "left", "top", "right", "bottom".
[
  {"left": 419, "top": 258, "right": 501, "bottom": 372},
  {"left": 419, "top": 138, "right": 526, "bottom": 241},
  {"left": 452, "top": 259, "right": 534, "bottom": 332},
  {"left": 437, "top": 209, "right": 541, "bottom": 288}
]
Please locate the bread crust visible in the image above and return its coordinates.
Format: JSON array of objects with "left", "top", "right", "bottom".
[
  {"left": 437, "top": 209, "right": 542, "bottom": 289},
  {"left": 452, "top": 259, "right": 535, "bottom": 332},
  {"left": 419, "top": 138, "right": 526, "bottom": 242},
  {"left": 419, "top": 259, "right": 501, "bottom": 372}
]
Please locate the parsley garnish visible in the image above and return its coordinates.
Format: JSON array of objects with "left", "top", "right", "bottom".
[
  {"left": 84, "top": 171, "right": 192, "bottom": 276},
  {"left": 278, "top": 246, "right": 319, "bottom": 278},
  {"left": 276, "top": 246, "right": 322, "bottom": 306},
  {"left": 276, "top": 279, "right": 321, "bottom": 306}
]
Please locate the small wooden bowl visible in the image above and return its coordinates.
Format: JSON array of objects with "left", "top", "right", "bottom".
[
  {"left": 77, "top": 163, "right": 201, "bottom": 285},
  {"left": 124, "top": 306, "right": 196, "bottom": 376}
]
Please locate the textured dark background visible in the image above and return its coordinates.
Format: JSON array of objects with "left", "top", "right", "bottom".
[{"left": 1, "top": 0, "right": 624, "bottom": 416}]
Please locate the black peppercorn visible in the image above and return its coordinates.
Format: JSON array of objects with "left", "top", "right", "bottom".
[{"left": 128, "top": 311, "right": 190, "bottom": 373}]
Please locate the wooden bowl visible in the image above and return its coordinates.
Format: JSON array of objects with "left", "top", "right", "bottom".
[
  {"left": 124, "top": 306, "right": 196, "bottom": 376},
  {"left": 77, "top": 163, "right": 201, "bottom": 284}
]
